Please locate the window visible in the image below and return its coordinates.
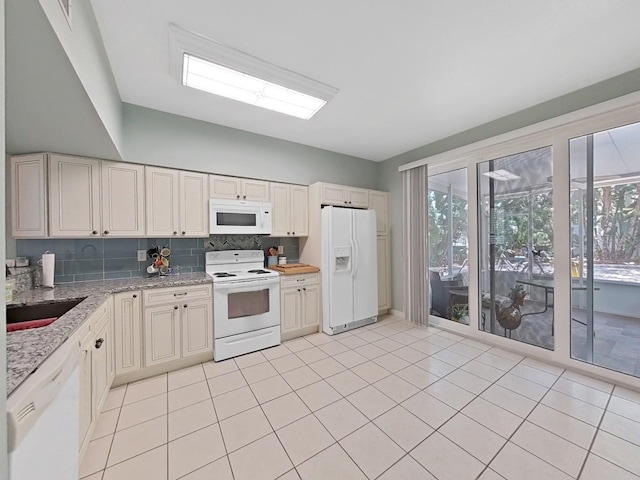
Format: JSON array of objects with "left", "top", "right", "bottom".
[
  {"left": 477, "top": 146, "right": 554, "bottom": 349},
  {"left": 570, "top": 121, "right": 640, "bottom": 377},
  {"left": 428, "top": 168, "right": 469, "bottom": 323}
]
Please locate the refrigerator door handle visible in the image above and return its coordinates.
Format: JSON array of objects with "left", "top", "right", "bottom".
[{"left": 351, "top": 215, "right": 358, "bottom": 279}]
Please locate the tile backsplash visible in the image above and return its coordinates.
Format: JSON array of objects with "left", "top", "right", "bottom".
[
  {"left": 16, "top": 235, "right": 301, "bottom": 284},
  {"left": 16, "top": 237, "right": 207, "bottom": 284}
]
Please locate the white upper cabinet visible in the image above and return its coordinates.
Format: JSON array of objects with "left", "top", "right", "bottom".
[
  {"left": 147, "top": 167, "right": 209, "bottom": 237},
  {"left": 290, "top": 185, "right": 309, "bottom": 236},
  {"left": 269, "top": 182, "right": 308, "bottom": 237},
  {"left": 241, "top": 179, "right": 270, "bottom": 202},
  {"left": 179, "top": 171, "right": 209, "bottom": 237},
  {"left": 320, "top": 183, "right": 369, "bottom": 208},
  {"left": 369, "top": 190, "right": 390, "bottom": 236},
  {"left": 209, "top": 174, "right": 241, "bottom": 200},
  {"left": 270, "top": 183, "right": 290, "bottom": 237},
  {"left": 101, "top": 162, "right": 145, "bottom": 237},
  {"left": 145, "top": 166, "right": 180, "bottom": 237},
  {"left": 320, "top": 183, "right": 347, "bottom": 206},
  {"left": 10, "top": 154, "right": 48, "bottom": 238},
  {"left": 209, "top": 174, "right": 270, "bottom": 202},
  {"left": 49, "top": 155, "right": 101, "bottom": 237}
]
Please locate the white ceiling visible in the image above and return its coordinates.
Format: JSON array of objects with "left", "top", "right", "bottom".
[{"left": 91, "top": 0, "right": 640, "bottom": 162}]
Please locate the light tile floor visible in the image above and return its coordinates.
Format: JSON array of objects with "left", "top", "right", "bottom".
[{"left": 80, "top": 314, "right": 640, "bottom": 480}]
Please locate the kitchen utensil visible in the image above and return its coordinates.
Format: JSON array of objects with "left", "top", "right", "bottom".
[
  {"left": 159, "top": 265, "right": 169, "bottom": 274},
  {"left": 147, "top": 264, "right": 159, "bottom": 274},
  {"left": 160, "top": 247, "right": 171, "bottom": 257},
  {"left": 161, "top": 257, "right": 169, "bottom": 266},
  {"left": 155, "top": 258, "right": 163, "bottom": 267}
]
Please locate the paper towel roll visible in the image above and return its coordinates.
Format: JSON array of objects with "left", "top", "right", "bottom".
[{"left": 42, "top": 252, "right": 55, "bottom": 288}]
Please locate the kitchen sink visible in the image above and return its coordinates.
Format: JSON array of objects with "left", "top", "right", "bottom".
[{"left": 6, "top": 298, "right": 86, "bottom": 331}]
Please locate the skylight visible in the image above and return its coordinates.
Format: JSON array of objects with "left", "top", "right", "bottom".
[
  {"left": 169, "top": 25, "right": 338, "bottom": 121},
  {"left": 483, "top": 169, "right": 521, "bottom": 181},
  {"left": 182, "top": 54, "right": 326, "bottom": 120}
]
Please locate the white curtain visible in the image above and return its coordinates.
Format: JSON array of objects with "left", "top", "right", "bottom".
[{"left": 402, "top": 165, "right": 429, "bottom": 326}]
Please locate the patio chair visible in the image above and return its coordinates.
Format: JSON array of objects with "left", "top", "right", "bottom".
[{"left": 429, "top": 271, "right": 462, "bottom": 318}]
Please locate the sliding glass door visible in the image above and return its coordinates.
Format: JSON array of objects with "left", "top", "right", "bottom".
[
  {"left": 477, "top": 146, "right": 555, "bottom": 349},
  {"left": 428, "top": 168, "right": 469, "bottom": 323},
  {"left": 570, "top": 121, "right": 640, "bottom": 377}
]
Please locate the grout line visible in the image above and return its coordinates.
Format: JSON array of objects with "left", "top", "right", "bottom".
[{"left": 104, "top": 317, "right": 640, "bottom": 480}]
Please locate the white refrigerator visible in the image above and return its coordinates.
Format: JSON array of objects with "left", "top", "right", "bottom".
[{"left": 321, "top": 206, "right": 378, "bottom": 335}]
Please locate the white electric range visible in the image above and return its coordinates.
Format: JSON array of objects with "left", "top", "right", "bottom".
[{"left": 206, "top": 250, "right": 281, "bottom": 361}]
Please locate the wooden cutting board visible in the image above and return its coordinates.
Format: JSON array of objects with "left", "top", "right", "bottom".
[{"left": 269, "top": 263, "right": 320, "bottom": 275}]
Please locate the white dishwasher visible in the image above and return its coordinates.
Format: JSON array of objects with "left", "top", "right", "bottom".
[{"left": 7, "top": 337, "right": 80, "bottom": 480}]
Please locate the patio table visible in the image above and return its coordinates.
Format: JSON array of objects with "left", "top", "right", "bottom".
[{"left": 515, "top": 278, "right": 597, "bottom": 336}]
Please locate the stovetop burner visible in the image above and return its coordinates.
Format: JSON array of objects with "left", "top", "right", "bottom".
[
  {"left": 213, "top": 272, "right": 237, "bottom": 278},
  {"left": 247, "top": 269, "right": 271, "bottom": 274}
]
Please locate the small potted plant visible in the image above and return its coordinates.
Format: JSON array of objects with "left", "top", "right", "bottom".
[{"left": 451, "top": 304, "right": 469, "bottom": 323}]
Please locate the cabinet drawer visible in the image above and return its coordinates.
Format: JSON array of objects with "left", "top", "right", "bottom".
[
  {"left": 143, "top": 284, "right": 212, "bottom": 306},
  {"left": 91, "top": 298, "right": 112, "bottom": 331},
  {"left": 281, "top": 273, "right": 320, "bottom": 289}
]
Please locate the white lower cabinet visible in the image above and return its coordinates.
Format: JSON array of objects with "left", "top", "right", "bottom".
[
  {"left": 143, "top": 303, "right": 182, "bottom": 367},
  {"left": 142, "top": 284, "right": 214, "bottom": 368},
  {"left": 78, "top": 298, "right": 114, "bottom": 458},
  {"left": 280, "top": 273, "right": 321, "bottom": 341},
  {"left": 114, "top": 291, "right": 142, "bottom": 375},
  {"left": 78, "top": 327, "right": 95, "bottom": 456},
  {"left": 377, "top": 235, "right": 391, "bottom": 312},
  {"left": 181, "top": 299, "right": 213, "bottom": 357}
]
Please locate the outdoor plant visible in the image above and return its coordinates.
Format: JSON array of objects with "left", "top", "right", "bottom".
[{"left": 450, "top": 304, "right": 469, "bottom": 322}]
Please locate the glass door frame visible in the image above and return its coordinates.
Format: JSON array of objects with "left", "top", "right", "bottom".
[
  {"left": 427, "top": 160, "right": 470, "bottom": 328},
  {"left": 418, "top": 97, "right": 640, "bottom": 389}
]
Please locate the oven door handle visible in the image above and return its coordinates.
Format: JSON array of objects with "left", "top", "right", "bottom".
[{"left": 214, "top": 278, "right": 279, "bottom": 291}]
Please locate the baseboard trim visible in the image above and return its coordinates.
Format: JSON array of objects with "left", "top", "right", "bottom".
[{"left": 390, "top": 309, "right": 405, "bottom": 319}]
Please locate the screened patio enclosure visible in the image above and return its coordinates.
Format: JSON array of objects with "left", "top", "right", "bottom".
[{"left": 426, "top": 118, "right": 640, "bottom": 379}]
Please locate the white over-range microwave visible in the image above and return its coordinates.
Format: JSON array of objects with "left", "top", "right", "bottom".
[{"left": 209, "top": 199, "right": 272, "bottom": 235}]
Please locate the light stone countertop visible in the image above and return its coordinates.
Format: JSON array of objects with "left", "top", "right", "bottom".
[{"left": 6, "top": 273, "right": 212, "bottom": 396}]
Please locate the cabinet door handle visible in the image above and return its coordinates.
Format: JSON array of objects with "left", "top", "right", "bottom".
[
  {"left": 243, "top": 195, "right": 247, "bottom": 199},
  {"left": 95, "top": 338, "right": 104, "bottom": 349},
  {"left": 174, "top": 305, "right": 179, "bottom": 310},
  {"left": 173, "top": 231, "right": 178, "bottom": 235},
  {"left": 292, "top": 232, "right": 295, "bottom": 235},
  {"left": 303, "top": 287, "right": 306, "bottom": 291},
  {"left": 103, "top": 230, "right": 109, "bottom": 235},
  {"left": 92, "top": 230, "right": 98, "bottom": 235},
  {"left": 297, "top": 288, "right": 301, "bottom": 292},
  {"left": 287, "top": 232, "right": 290, "bottom": 235},
  {"left": 183, "top": 304, "right": 188, "bottom": 308},
  {"left": 174, "top": 292, "right": 187, "bottom": 297},
  {"left": 344, "top": 201, "right": 348, "bottom": 204},
  {"left": 182, "top": 231, "right": 186, "bottom": 235},
  {"left": 236, "top": 195, "right": 240, "bottom": 199},
  {"left": 132, "top": 294, "right": 137, "bottom": 298}
]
